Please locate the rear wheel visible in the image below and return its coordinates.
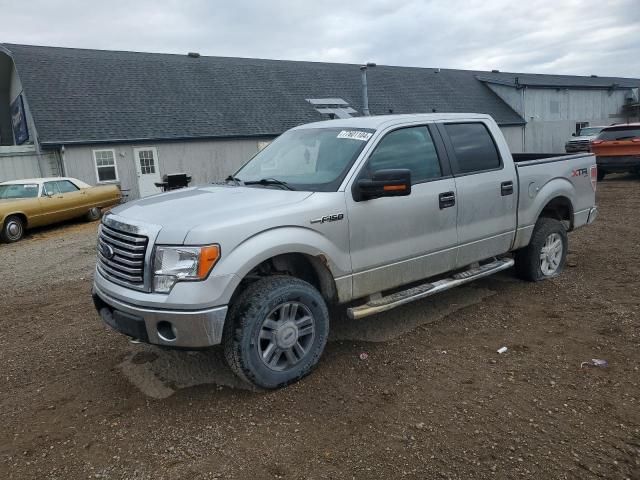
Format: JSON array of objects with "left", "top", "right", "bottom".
[
  {"left": 1, "top": 215, "right": 25, "bottom": 243},
  {"left": 223, "top": 276, "right": 329, "bottom": 389},
  {"left": 86, "top": 207, "right": 102, "bottom": 221},
  {"left": 515, "top": 217, "right": 568, "bottom": 282}
]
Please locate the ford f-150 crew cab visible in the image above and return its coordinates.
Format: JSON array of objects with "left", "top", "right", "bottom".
[{"left": 92, "top": 113, "right": 598, "bottom": 389}]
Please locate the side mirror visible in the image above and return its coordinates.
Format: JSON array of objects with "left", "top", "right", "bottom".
[{"left": 353, "top": 169, "right": 411, "bottom": 202}]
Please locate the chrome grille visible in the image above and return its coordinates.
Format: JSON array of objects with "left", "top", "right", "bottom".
[
  {"left": 566, "top": 139, "right": 591, "bottom": 151},
  {"left": 97, "top": 223, "right": 148, "bottom": 290}
]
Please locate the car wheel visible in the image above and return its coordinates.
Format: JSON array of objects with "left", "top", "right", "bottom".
[
  {"left": 597, "top": 169, "right": 606, "bottom": 181},
  {"left": 86, "top": 207, "right": 102, "bottom": 221},
  {"left": 515, "top": 217, "right": 568, "bottom": 282},
  {"left": 223, "top": 276, "right": 329, "bottom": 389},
  {"left": 1, "top": 215, "right": 25, "bottom": 243}
]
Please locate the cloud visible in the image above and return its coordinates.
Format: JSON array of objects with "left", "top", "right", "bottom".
[{"left": 1, "top": 0, "right": 638, "bottom": 77}]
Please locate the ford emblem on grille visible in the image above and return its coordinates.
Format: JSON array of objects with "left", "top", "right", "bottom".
[{"left": 99, "top": 242, "right": 115, "bottom": 259}]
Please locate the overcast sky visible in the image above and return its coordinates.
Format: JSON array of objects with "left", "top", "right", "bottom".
[{"left": 1, "top": 0, "right": 638, "bottom": 77}]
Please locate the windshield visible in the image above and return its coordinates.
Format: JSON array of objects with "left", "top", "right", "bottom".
[
  {"left": 597, "top": 126, "right": 640, "bottom": 141},
  {"left": 235, "top": 127, "right": 374, "bottom": 191},
  {"left": 0, "top": 183, "right": 39, "bottom": 199},
  {"left": 578, "top": 127, "right": 602, "bottom": 136}
]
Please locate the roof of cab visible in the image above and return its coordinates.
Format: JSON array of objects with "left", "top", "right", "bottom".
[{"left": 294, "top": 113, "right": 493, "bottom": 131}]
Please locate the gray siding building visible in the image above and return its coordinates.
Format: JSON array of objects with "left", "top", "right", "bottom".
[{"left": 0, "top": 43, "right": 638, "bottom": 199}]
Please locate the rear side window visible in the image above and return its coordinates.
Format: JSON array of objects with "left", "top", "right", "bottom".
[
  {"left": 365, "top": 126, "right": 442, "bottom": 184},
  {"left": 444, "top": 123, "right": 502, "bottom": 174},
  {"left": 56, "top": 180, "right": 80, "bottom": 193},
  {"left": 597, "top": 126, "right": 640, "bottom": 141}
]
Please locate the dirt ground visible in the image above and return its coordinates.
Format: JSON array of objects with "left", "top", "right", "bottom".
[{"left": 1, "top": 176, "right": 639, "bottom": 480}]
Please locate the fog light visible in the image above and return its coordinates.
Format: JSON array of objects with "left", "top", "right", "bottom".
[{"left": 157, "top": 321, "right": 176, "bottom": 341}]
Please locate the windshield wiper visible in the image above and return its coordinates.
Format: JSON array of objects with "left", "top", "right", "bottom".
[
  {"left": 224, "top": 175, "right": 244, "bottom": 186},
  {"left": 243, "top": 178, "right": 296, "bottom": 191}
]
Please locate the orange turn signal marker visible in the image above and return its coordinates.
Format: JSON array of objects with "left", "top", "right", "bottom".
[
  {"left": 383, "top": 184, "right": 407, "bottom": 191},
  {"left": 198, "top": 245, "right": 221, "bottom": 278}
]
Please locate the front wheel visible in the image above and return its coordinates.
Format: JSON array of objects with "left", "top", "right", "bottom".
[
  {"left": 1, "top": 215, "right": 25, "bottom": 243},
  {"left": 515, "top": 217, "right": 568, "bottom": 282},
  {"left": 85, "top": 207, "right": 102, "bottom": 222},
  {"left": 223, "top": 276, "right": 329, "bottom": 389}
]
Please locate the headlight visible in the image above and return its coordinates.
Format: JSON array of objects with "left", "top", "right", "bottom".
[{"left": 153, "top": 245, "right": 220, "bottom": 293}]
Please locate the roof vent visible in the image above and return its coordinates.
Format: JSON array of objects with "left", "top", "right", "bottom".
[
  {"left": 590, "top": 74, "right": 598, "bottom": 78},
  {"left": 306, "top": 98, "right": 357, "bottom": 118},
  {"left": 491, "top": 69, "right": 500, "bottom": 73},
  {"left": 434, "top": 68, "right": 440, "bottom": 73},
  {"left": 187, "top": 52, "right": 201, "bottom": 58}
]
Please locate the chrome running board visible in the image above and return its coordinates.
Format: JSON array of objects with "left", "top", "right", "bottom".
[{"left": 347, "top": 258, "right": 514, "bottom": 320}]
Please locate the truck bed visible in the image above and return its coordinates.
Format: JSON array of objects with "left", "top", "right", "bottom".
[{"left": 512, "top": 151, "right": 597, "bottom": 250}]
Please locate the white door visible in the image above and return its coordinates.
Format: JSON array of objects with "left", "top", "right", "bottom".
[{"left": 133, "top": 147, "right": 162, "bottom": 197}]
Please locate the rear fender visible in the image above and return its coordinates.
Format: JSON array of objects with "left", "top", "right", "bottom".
[{"left": 513, "top": 177, "right": 575, "bottom": 250}]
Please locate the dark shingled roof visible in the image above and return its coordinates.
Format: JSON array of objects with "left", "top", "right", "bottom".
[
  {"left": 476, "top": 72, "right": 640, "bottom": 89},
  {"left": 0, "top": 44, "right": 532, "bottom": 146}
]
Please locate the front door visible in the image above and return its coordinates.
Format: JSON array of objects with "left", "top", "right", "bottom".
[
  {"left": 346, "top": 124, "right": 459, "bottom": 300},
  {"left": 40, "top": 181, "right": 79, "bottom": 222},
  {"left": 133, "top": 147, "right": 162, "bottom": 197}
]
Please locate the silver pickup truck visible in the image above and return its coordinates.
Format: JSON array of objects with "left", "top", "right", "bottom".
[{"left": 92, "top": 113, "right": 598, "bottom": 389}]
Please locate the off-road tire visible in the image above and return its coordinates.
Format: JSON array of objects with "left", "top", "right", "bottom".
[
  {"left": 1, "top": 215, "right": 25, "bottom": 243},
  {"left": 515, "top": 217, "right": 568, "bottom": 282},
  {"left": 86, "top": 207, "right": 102, "bottom": 222},
  {"left": 223, "top": 276, "right": 329, "bottom": 389}
]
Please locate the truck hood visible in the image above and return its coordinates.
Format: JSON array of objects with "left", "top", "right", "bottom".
[
  {"left": 111, "top": 185, "right": 314, "bottom": 243},
  {"left": 568, "top": 135, "right": 596, "bottom": 142}
]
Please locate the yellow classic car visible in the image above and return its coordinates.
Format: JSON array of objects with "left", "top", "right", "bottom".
[{"left": 0, "top": 177, "right": 121, "bottom": 243}]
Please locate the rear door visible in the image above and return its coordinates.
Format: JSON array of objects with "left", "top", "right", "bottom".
[
  {"left": 346, "top": 124, "right": 459, "bottom": 299},
  {"left": 437, "top": 121, "right": 517, "bottom": 268}
]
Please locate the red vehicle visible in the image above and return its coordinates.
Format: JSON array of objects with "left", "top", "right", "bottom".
[{"left": 590, "top": 123, "right": 640, "bottom": 180}]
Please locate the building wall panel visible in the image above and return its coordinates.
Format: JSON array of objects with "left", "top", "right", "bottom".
[{"left": 63, "top": 137, "right": 273, "bottom": 200}]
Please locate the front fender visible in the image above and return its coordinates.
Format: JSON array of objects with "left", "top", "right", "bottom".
[{"left": 215, "top": 226, "right": 351, "bottom": 281}]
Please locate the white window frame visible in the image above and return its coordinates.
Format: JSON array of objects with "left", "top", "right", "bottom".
[{"left": 92, "top": 148, "right": 119, "bottom": 183}]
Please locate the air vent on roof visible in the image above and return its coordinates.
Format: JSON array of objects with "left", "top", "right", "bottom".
[
  {"left": 590, "top": 74, "right": 598, "bottom": 78},
  {"left": 306, "top": 98, "right": 357, "bottom": 119},
  {"left": 187, "top": 52, "right": 201, "bottom": 58},
  {"left": 492, "top": 69, "right": 500, "bottom": 73}
]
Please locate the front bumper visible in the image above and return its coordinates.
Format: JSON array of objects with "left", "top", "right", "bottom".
[{"left": 92, "top": 283, "right": 228, "bottom": 348}]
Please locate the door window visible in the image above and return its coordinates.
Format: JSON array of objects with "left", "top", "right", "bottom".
[
  {"left": 43, "top": 182, "right": 61, "bottom": 196},
  {"left": 444, "top": 123, "right": 502, "bottom": 174},
  {"left": 138, "top": 149, "right": 156, "bottom": 174},
  {"left": 364, "top": 126, "right": 441, "bottom": 184},
  {"left": 55, "top": 180, "right": 80, "bottom": 193}
]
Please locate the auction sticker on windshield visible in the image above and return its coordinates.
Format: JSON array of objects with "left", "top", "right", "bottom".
[{"left": 337, "top": 130, "right": 373, "bottom": 141}]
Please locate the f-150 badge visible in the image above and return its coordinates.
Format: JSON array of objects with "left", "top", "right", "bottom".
[{"left": 311, "top": 213, "right": 344, "bottom": 224}]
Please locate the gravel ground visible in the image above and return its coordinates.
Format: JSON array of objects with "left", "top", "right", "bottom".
[{"left": 0, "top": 176, "right": 639, "bottom": 479}]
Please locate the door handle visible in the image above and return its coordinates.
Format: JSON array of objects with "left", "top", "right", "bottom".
[
  {"left": 439, "top": 191, "right": 456, "bottom": 209},
  {"left": 501, "top": 181, "right": 514, "bottom": 196}
]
